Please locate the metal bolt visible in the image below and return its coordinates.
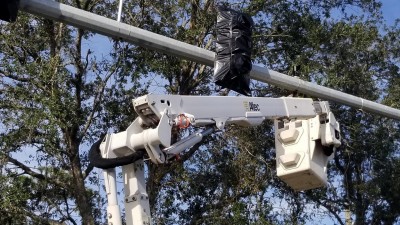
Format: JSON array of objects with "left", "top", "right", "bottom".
[
  {"left": 108, "top": 213, "right": 112, "bottom": 219},
  {"left": 132, "top": 196, "right": 137, "bottom": 201}
]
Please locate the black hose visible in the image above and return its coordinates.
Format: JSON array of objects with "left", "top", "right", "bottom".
[{"left": 89, "top": 137, "right": 145, "bottom": 169}]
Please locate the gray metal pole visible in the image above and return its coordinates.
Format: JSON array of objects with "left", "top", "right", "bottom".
[
  {"left": 19, "top": 0, "right": 400, "bottom": 120},
  {"left": 117, "top": 0, "right": 124, "bottom": 22}
]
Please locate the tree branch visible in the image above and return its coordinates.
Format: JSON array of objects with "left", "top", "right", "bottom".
[
  {"left": 6, "top": 156, "right": 46, "bottom": 180},
  {"left": 314, "top": 198, "right": 345, "bottom": 225},
  {"left": 80, "top": 63, "right": 118, "bottom": 139},
  {"left": 0, "top": 72, "right": 31, "bottom": 83},
  {"left": 4, "top": 154, "right": 65, "bottom": 187},
  {"left": 63, "top": 189, "right": 78, "bottom": 225},
  {"left": 83, "top": 164, "right": 94, "bottom": 180},
  {"left": 74, "top": 0, "right": 82, "bottom": 9}
]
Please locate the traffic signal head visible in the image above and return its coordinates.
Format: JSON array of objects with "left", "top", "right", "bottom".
[
  {"left": 0, "top": 0, "right": 20, "bottom": 22},
  {"left": 214, "top": 6, "right": 254, "bottom": 96}
]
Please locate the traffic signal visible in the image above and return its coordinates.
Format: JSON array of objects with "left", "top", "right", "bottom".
[
  {"left": 214, "top": 6, "right": 254, "bottom": 96},
  {"left": 0, "top": 0, "right": 20, "bottom": 22}
]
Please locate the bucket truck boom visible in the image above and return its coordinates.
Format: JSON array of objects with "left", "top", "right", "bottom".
[{"left": 90, "top": 94, "right": 341, "bottom": 225}]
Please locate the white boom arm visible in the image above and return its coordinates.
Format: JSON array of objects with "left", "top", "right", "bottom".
[{"left": 98, "top": 94, "right": 341, "bottom": 225}]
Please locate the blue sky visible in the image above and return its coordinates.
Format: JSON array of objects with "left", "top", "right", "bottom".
[
  {"left": 71, "top": 1, "right": 400, "bottom": 223},
  {"left": 3, "top": 1, "right": 399, "bottom": 224},
  {"left": 382, "top": 0, "right": 399, "bottom": 25}
]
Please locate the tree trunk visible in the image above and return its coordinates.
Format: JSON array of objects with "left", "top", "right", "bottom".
[{"left": 70, "top": 143, "right": 95, "bottom": 225}]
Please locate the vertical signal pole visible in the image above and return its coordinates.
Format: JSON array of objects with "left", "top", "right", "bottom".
[{"left": 117, "top": 0, "right": 124, "bottom": 22}]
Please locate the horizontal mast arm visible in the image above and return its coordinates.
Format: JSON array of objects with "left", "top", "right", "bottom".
[{"left": 19, "top": 0, "right": 400, "bottom": 120}]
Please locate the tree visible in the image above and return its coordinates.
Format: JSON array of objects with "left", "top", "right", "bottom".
[
  {"left": 115, "top": 0, "right": 399, "bottom": 224},
  {"left": 0, "top": 0, "right": 147, "bottom": 224},
  {"left": 1, "top": 0, "right": 399, "bottom": 224}
]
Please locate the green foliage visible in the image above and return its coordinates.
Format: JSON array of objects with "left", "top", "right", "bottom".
[
  {"left": 0, "top": 175, "right": 32, "bottom": 224},
  {"left": 0, "top": 1, "right": 147, "bottom": 224},
  {"left": 0, "top": 0, "right": 399, "bottom": 225}
]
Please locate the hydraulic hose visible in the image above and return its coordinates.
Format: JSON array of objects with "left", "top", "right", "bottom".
[{"left": 89, "top": 138, "right": 144, "bottom": 169}]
